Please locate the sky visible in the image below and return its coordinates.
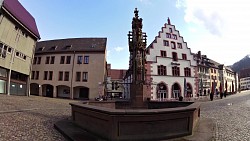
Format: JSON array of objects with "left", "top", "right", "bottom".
[{"left": 19, "top": 0, "right": 250, "bottom": 69}]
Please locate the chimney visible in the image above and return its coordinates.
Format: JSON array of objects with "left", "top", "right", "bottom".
[{"left": 198, "top": 51, "right": 201, "bottom": 59}]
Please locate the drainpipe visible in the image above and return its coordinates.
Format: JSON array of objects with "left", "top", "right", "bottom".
[
  {"left": 7, "top": 30, "right": 20, "bottom": 95},
  {"left": 26, "top": 43, "right": 37, "bottom": 97},
  {"left": 70, "top": 51, "right": 75, "bottom": 99}
]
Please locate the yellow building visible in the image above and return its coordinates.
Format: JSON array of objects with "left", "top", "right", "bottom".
[
  {"left": 209, "top": 66, "right": 220, "bottom": 94},
  {"left": 30, "top": 38, "right": 107, "bottom": 99},
  {"left": 0, "top": 0, "right": 40, "bottom": 95}
]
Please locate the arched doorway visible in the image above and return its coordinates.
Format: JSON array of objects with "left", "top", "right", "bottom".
[
  {"left": 172, "top": 83, "right": 181, "bottom": 98},
  {"left": 157, "top": 83, "right": 168, "bottom": 101},
  {"left": 30, "top": 83, "right": 39, "bottom": 96},
  {"left": 186, "top": 83, "right": 193, "bottom": 97},
  {"left": 57, "top": 85, "right": 70, "bottom": 98},
  {"left": 42, "top": 84, "right": 53, "bottom": 98},
  {"left": 74, "top": 86, "right": 89, "bottom": 100}
]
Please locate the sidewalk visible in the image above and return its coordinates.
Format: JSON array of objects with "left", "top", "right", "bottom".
[{"left": 168, "top": 118, "right": 215, "bottom": 141}]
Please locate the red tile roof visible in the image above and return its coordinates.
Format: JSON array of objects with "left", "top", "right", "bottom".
[
  {"left": 3, "top": 0, "right": 40, "bottom": 39},
  {"left": 109, "top": 69, "right": 127, "bottom": 80}
]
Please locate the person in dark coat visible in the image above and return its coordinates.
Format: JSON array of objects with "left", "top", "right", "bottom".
[
  {"left": 224, "top": 90, "right": 227, "bottom": 98},
  {"left": 210, "top": 92, "right": 214, "bottom": 101},
  {"left": 220, "top": 91, "right": 223, "bottom": 99}
]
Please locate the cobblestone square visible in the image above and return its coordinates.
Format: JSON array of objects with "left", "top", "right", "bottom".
[
  {"left": 0, "top": 92, "right": 250, "bottom": 141},
  {"left": 200, "top": 91, "right": 250, "bottom": 141},
  {"left": 0, "top": 95, "right": 77, "bottom": 141}
]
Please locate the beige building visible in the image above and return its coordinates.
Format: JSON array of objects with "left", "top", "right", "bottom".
[
  {"left": 30, "top": 38, "right": 107, "bottom": 99},
  {"left": 218, "top": 65, "right": 238, "bottom": 93},
  {"left": 0, "top": 0, "right": 40, "bottom": 95},
  {"left": 195, "top": 51, "right": 238, "bottom": 95}
]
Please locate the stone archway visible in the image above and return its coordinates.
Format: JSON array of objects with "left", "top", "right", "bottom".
[
  {"left": 156, "top": 82, "right": 168, "bottom": 101},
  {"left": 73, "top": 86, "right": 89, "bottom": 100},
  {"left": 172, "top": 83, "right": 181, "bottom": 98},
  {"left": 57, "top": 85, "right": 70, "bottom": 98}
]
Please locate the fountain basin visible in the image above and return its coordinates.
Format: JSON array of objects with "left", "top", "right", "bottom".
[{"left": 70, "top": 101, "right": 200, "bottom": 141}]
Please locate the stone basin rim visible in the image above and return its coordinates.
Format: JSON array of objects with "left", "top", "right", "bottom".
[{"left": 70, "top": 102, "right": 201, "bottom": 115}]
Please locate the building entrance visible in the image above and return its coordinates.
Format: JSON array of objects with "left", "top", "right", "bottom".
[
  {"left": 157, "top": 83, "right": 168, "bottom": 100},
  {"left": 79, "top": 88, "right": 89, "bottom": 99},
  {"left": 46, "top": 85, "right": 53, "bottom": 97},
  {"left": 172, "top": 83, "right": 181, "bottom": 98}
]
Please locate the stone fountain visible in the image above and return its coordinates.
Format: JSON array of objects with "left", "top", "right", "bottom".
[{"left": 68, "top": 8, "right": 200, "bottom": 141}]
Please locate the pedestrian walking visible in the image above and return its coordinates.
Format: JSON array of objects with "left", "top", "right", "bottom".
[
  {"left": 210, "top": 92, "right": 214, "bottom": 101},
  {"left": 224, "top": 90, "right": 227, "bottom": 98},
  {"left": 220, "top": 92, "right": 223, "bottom": 99},
  {"left": 216, "top": 89, "right": 219, "bottom": 98}
]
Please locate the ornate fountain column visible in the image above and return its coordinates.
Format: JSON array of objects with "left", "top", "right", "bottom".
[{"left": 128, "top": 8, "right": 148, "bottom": 108}]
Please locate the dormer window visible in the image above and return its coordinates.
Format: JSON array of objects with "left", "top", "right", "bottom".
[
  {"left": 38, "top": 47, "right": 45, "bottom": 51},
  {"left": 50, "top": 46, "right": 57, "bottom": 50},
  {"left": 65, "top": 45, "right": 72, "bottom": 50}
]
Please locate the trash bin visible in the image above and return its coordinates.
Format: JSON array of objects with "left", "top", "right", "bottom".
[{"left": 179, "top": 96, "right": 183, "bottom": 101}]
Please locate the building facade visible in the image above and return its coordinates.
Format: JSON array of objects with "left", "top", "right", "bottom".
[
  {"left": 30, "top": 38, "right": 107, "bottom": 99},
  {"left": 195, "top": 51, "right": 238, "bottom": 95},
  {"left": 0, "top": 0, "right": 40, "bottom": 95},
  {"left": 219, "top": 65, "right": 238, "bottom": 93},
  {"left": 106, "top": 64, "right": 126, "bottom": 99},
  {"left": 239, "top": 68, "right": 250, "bottom": 90},
  {"left": 195, "top": 52, "right": 211, "bottom": 95},
  {"left": 208, "top": 59, "right": 220, "bottom": 95},
  {"left": 145, "top": 18, "right": 198, "bottom": 100},
  {"left": 240, "top": 77, "right": 250, "bottom": 90}
]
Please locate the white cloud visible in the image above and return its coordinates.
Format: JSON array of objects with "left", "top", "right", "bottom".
[
  {"left": 114, "top": 47, "right": 124, "bottom": 52},
  {"left": 107, "top": 50, "right": 110, "bottom": 58},
  {"left": 176, "top": 0, "right": 250, "bottom": 65},
  {"left": 138, "top": 0, "right": 152, "bottom": 5},
  {"left": 188, "top": 27, "right": 197, "bottom": 33}
]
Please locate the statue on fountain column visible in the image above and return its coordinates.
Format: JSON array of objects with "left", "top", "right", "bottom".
[{"left": 128, "top": 8, "right": 147, "bottom": 85}]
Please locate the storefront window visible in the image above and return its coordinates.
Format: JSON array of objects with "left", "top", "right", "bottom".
[{"left": 0, "top": 68, "right": 7, "bottom": 77}]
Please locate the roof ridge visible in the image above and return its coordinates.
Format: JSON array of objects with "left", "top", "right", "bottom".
[{"left": 39, "top": 37, "right": 107, "bottom": 42}]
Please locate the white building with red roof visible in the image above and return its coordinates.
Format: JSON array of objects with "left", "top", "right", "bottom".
[{"left": 146, "top": 18, "right": 198, "bottom": 100}]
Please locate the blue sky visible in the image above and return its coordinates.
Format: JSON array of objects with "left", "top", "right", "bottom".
[{"left": 19, "top": 0, "right": 250, "bottom": 69}]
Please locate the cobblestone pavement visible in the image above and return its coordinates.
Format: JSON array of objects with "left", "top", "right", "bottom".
[
  {"left": 200, "top": 91, "right": 250, "bottom": 141},
  {"left": 1, "top": 92, "right": 250, "bottom": 141},
  {"left": 0, "top": 95, "right": 78, "bottom": 141}
]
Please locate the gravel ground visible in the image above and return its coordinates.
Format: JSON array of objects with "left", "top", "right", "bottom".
[{"left": 0, "top": 95, "right": 78, "bottom": 141}]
